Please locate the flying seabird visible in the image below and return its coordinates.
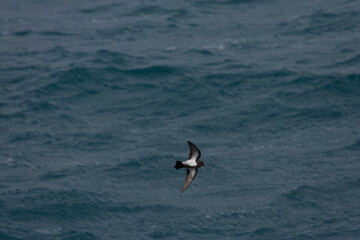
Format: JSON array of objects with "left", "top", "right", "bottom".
[{"left": 174, "top": 141, "right": 205, "bottom": 192}]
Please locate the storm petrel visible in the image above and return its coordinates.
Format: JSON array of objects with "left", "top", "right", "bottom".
[{"left": 174, "top": 141, "right": 205, "bottom": 193}]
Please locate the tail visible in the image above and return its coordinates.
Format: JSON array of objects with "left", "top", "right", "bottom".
[{"left": 174, "top": 161, "right": 184, "bottom": 169}]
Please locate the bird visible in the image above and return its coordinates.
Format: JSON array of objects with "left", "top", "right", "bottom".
[{"left": 174, "top": 141, "right": 205, "bottom": 192}]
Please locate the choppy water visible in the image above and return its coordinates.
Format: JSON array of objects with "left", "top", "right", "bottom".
[{"left": 1, "top": 0, "right": 360, "bottom": 239}]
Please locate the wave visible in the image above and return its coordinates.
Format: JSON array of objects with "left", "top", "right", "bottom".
[
  {"left": 193, "top": 0, "right": 264, "bottom": 7},
  {"left": 279, "top": 10, "right": 360, "bottom": 36},
  {"left": 0, "top": 230, "right": 25, "bottom": 240},
  {"left": 122, "top": 65, "right": 182, "bottom": 77},
  {"left": 12, "top": 30, "right": 33, "bottom": 36},
  {"left": 58, "top": 231, "right": 98, "bottom": 240},
  {"left": 79, "top": 3, "right": 120, "bottom": 14},
  {"left": 3, "top": 187, "right": 181, "bottom": 223},
  {"left": 4, "top": 189, "right": 110, "bottom": 221},
  {"left": 39, "top": 31, "right": 73, "bottom": 36},
  {"left": 285, "top": 185, "right": 323, "bottom": 204},
  {"left": 128, "top": 5, "right": 167, "bottom": 16},
  {"left": 11, "top": 30, "right": 73, "bottom": 37},
  {"left": 92, "top": 49, "right": 144, "bottom": 67},
  {"left": 329, "top": 54, "right": 360, "bottom": 67},
  {"left": 344, "top": 140, "right": 360, "bottom": 151},
  {"left": 26, "top": 64, "right": 183, "bottom": 103}
]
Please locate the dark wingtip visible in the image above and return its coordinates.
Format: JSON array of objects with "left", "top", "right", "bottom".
[
  {"left": 187, "top": 141, "right": 201, "bottom": 159},
  {"left": 187, "top": 141, "right": 196, "bottom": 148}
]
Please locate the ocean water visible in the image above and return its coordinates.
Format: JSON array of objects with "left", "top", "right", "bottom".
[{"left": 1, "top": 0, "right": 360, "bottom": 239}]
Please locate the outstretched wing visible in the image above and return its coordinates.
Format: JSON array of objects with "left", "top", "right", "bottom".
[
  {"left": 181, "top": 168, "right": 198, "bottom": 193},
  {"left": 187, "top": 141, "right": 201, "bottom": 160}
]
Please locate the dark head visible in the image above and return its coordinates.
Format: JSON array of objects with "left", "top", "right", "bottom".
[{"left": 198, "top": 161, "right": 205, "bottom": 167}]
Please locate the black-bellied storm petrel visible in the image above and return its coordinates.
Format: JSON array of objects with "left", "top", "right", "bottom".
[{"left": 174, "top": 141, "right": 205, "bottom": 193}]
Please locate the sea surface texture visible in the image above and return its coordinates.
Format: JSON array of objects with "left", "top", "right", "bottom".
[{"left": 1, "top": 0, "right": 360, "bottom": 239}]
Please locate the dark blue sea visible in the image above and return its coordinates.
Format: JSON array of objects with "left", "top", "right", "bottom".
[{"left": 1, "top": 0, "right": 360, "bottom": 239}]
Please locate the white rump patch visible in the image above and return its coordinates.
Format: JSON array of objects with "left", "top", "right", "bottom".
[{"left": 182, "top": 158, "right": 197, "bottom": 167}]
